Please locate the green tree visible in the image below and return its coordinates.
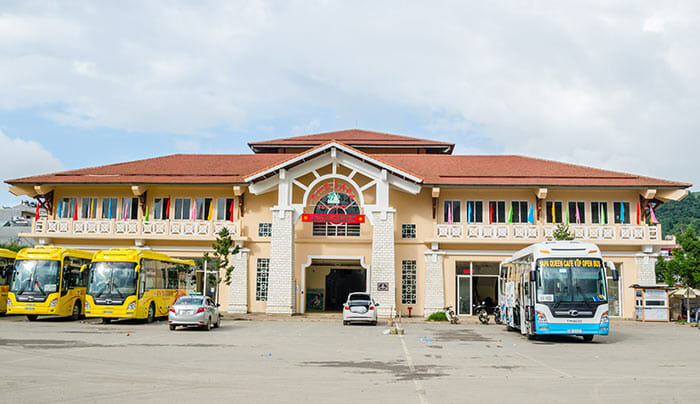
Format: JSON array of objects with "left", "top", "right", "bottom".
[
  {"left": 656, "top": 226, "right": 700, "bottom": 289},
  {"left": 553, "top": 224, "right": 574, "bottom": 240},
  {"left": 198, "top": 228, "right": 240, "bottom": 298},
  {"left": 656, "top": 192, "right": 700, "bottom": 238},
  {"left": 0, "top": 242, "right": 24, "bottom": 252}
]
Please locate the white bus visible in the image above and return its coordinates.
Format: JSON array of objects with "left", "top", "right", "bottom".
[{"left": 499, "top": 241, "right": 618, "bottom": 342}]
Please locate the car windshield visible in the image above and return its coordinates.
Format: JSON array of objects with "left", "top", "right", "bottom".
[
  {"left": 536, "top": 258, "right": 607, "bottom": 304},
  {"left": 87, "top": 261, "right": 137, "bottom": 298},
  {"left": 176, "top": 297, "right": 204, "bottom": 305},
  {"left": 349, "top": 293, "right": 370, "bottom": 301},
  {"left": 9, "top": 260, "right": 60, "bottom": 295}
]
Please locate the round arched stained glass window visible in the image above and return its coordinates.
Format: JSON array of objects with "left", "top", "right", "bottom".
[{"left": 312, "top": 193, "right": 361, "bottom": 237}]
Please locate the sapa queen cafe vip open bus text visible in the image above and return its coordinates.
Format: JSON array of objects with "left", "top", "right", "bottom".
[
  {"left": 7, "top": 247, "right": 93, "bottom": 321},
  {"left": 85, "top": 249, "right": 194, "bottom": 324},
  {"left": 499, "top": 241, "right": 619, "bottom": 342},
  {"left": 0, "top": 248, "right": 18, "bottom": 315}
]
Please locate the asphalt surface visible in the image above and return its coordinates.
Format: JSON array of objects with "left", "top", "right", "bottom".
[{"left": 0, "top": 314, "right": 698, "bottom": 403}]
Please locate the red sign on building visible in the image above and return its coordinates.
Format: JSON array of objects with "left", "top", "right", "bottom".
[{"left": 301, "top": 213, "right": 365, "bottom": 224}]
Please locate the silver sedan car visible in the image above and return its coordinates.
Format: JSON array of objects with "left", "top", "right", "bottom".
[
  {"left": 168, "top": 295, "right": 221, "bottom": 331},
  {"left": 342, "top": 292, "right": 378, "bottom": 325}
]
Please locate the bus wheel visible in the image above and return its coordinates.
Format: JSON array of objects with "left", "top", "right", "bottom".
[
  {"left": 101, "top": 318, "right": 111, "bottom": 325},
  {"left": 0, "top": 312, "right": 6, "bottom": 317},
  {"left": 527, "top": 334, "right": 537, "bottom": 341},
  {"left": 582, "top": 335, "right": 594, "bottom": 342},
  {"left": 146, "top": 303, "right": 155, "bottom": 323},
  {"left": 26, "top": 314, "right": 38, "bottom": 321},
  {"left": 70, "top": 301, "right": 81, "bottom": 321}
]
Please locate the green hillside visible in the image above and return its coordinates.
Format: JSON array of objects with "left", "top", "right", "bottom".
[{"left": 656, "top": 191, "right": 700, "bottom": 238}]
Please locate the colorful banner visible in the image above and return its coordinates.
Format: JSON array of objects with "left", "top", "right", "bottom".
[{"left": 301, "top": 213, "right": 365, "bottom": 224}]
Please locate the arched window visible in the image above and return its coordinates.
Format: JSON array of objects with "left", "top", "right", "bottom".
[{"left": 312, "top": 193, "right": 361, "bottom": 237}]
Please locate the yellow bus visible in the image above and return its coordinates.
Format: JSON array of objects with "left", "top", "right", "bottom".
[
  {"left": 0, "top": 248, "right": 18, "bottom": 316},
  {"left": 7, "top": 247, "right": 93, "bottom": 321},
  {"left": 85, "top": 249, "right": 194, "bottom": 324}
]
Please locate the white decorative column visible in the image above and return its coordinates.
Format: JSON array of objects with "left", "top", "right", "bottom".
[
  {"left": 266, "top": 207, "right": 296, "bottom": 314},
  {"left": 227, "top": 244, "right": 249, "bottom": 314},
  {"left": 635, "top": 252, "right": 658, "bottom": 286},
  {"left": 370, "top": 209, "right": 396, "bottom": 317},
  {"left": 423, "top": 250, "right": 445, "bottom": 316}
]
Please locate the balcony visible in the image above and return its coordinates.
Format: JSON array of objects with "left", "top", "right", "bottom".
[
  {"left": 433, "top": 223, "right": 663, "bottom": 244},
  {"left": 28, "top": 219, "right": 241, "bottom": 241}
]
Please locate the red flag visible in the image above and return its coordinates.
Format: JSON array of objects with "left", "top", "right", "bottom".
[
  {"left": 229, "top": 199, "right": 234, "bottom": 222},
  {"left": 489, "top": 202, "right": 494, "bottom": 224},
  {"left": 166, "top": 197, "right": 171, "bottom": 219},
  {"left": 73, "top": 201, "right": 78, "bottom": 220},
  {"left": 35, "top": 203, "right": 40, "bottom": 220},
  {"left": 636, "top": 202, "right": 640, "bottom": 225}
]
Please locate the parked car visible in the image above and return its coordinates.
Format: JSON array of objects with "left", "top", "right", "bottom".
[
  {"left": 343, "top": 292, "right": 378, "bottom": 325},
  {"left": 168, "top": 295, "right": 221, "bottom": 331}
]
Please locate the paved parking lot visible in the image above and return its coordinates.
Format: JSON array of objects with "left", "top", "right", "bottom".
[{"left": 1, "top": 315, "right": 698, "bottom": 403}]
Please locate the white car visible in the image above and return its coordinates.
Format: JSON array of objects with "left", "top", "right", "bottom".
[
  {"left": 168, "top": 295, "right": 221, "bottom": 331},
  {"left": 342, "top": 292, "right": 378, "bottom": 325}
]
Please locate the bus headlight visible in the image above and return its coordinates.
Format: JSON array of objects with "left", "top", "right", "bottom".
[
  {"left": 85, "top": 301, "right": 91, "bottom": 309},
  {"left": 536, "top": 311, "right": 547, "bottom": 323},
  {"left": 127, "top": 302, "right": 135, "bottom": 310},
  {"left": 7, "top": 299, "right": 11, "bottom": 306},
  {"left": 49, "top": 299, "right": 58, "bottom": 307},
  {"left": 600, "top": 311, "right": 609, "bottom": 324}
]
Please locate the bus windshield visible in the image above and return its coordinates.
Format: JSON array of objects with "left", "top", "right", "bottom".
[
  {"left": 88, "top": 261, "right": 138, "bottom": 298},
  {"left": 536, "top": 258, "right": 607, "bottom": 304},
  {"left": 9, "top": 260, "right": 60, "bottom": 295}
]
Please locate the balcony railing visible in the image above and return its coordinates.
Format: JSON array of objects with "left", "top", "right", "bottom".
[
  {"left": 435, "top": 223, "right": 662, "bottom": 243},
  {"left": 31, "top": 219, "right": 241, "bottom": 239}
]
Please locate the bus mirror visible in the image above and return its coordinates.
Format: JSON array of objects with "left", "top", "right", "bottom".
[
  {"left": 612, "top": 269, "right": 619, "bottom": 281},
  {"left": 529, "top": 271, "right": 537, "bottom": 282}
]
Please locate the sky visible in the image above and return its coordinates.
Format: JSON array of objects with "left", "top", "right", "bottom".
[{"left": 1, "top": 1, "right": 699, "bottom": 205}]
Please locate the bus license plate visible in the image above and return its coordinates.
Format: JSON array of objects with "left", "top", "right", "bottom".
[
  {"left": 24, "top": 307, "right": 35, "bottom": 310},
  {"left": 567, "top": 329, "right": 582, "bottom": 333},
  {"left": 103, "top": 311, "right": 112, "bottom": 314}
]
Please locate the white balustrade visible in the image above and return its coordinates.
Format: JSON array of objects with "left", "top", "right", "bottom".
[
  {"left": 436, "top": 224, "right": 463, "bottom": 239},
  {"left": 28, "top": 218, "right": 241, "bottom": 239}
]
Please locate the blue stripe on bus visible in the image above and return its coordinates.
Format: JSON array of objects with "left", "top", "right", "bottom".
[{"left": 536, "top": 322, "right": 608, "bottom": 335}]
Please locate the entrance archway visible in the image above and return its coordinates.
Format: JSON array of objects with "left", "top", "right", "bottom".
[{"left": 301, "top": 256, "right": 369, "bottom": 313}]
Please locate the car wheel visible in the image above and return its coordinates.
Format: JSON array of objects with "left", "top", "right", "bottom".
[
  {"left": 70, "top": 301, "right": 81, "bottom": 321},
  {"left": 146, "top": 303, "right": 155, "bottom": 323},
  {"left": 343, "top": 320, "right": 349, "bottom": 326},
  {"left": 101, "top": 318, "right": 111, "bottom": 324},
  {"left": 371, "top": 321, "right": 377, "bottom": 326},
  {"left": 582, "top": 335, "right": 594, "bottom": 342},
  {"left": 26, "top": 314, "right": 38, "bottom": 321},
  {"left": 169, "top": 324, "right": 176, "bottom": 331},
  {"left": 214, "top": 316, "right": 221, "bottom": 329},
  {"left": 205, "top": 319, "right": 212, "bottom": 331}
]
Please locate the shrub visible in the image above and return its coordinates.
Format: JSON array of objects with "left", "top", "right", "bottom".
[{"left": 426, "top": 311, "right": 447, "bottom": 322}]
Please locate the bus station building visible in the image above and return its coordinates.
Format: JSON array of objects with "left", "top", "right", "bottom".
[{"left": 5, "top": 130, "right": 691, "bottom": 319}]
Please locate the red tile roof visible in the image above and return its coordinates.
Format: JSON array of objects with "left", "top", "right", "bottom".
[
  {"left": 248, "top": 129, "right": 455, "bottom": 153},
  {"left": 377, "top": 155, "right": 690, "bottom": 188},
  {"left": 6, "top": 152, "right": 689, "bottom": 189}
]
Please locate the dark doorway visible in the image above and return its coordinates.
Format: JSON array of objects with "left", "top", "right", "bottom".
[{"left": 324, "top": 269, "right": 366, "bottom": 311}]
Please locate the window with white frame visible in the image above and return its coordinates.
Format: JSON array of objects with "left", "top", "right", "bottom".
[
  {"left": 591, "top": 201, "right": 609, "bottom": 225},
  {"left": 401, "top": 224, "right": 416, "bottom": 239},
  {"left": 613, "top": 201, "right": 630, "bottom": 224},
  {"left": 466, "top": 200, "right": 483, "bottom": 223},
  {"left": 57, "top": 197, "right": 77, "bottom": 219},
  {"left": 510, "top": 201, "right": 529, "bottom": 223},
  {"left": 174, "top": 198, "right": 191, "bottom": 220},
  {"left": 258, "top": 223, "right": 272, "bottom": 237},
  {"left": 401, "top": 260, "right": 417, "bottom": 304},
  {"left": 545, "top": 201, "right": 563, "bottom": 224},
  {"left": 195, "top": 198, "right": 213, "bottom": 220},
  {"left": 101, "top": 198, "right": 118, "bottom": 219},
  {"left": 122, "top": 197, "right": 138, "bottom": 220},
  {"left": 216, "top": 198, "right": 235, "bottom": 221},
  {"left": 255, "top": 258, "right": 270, "bottom": 301},
  {"left": 487, "top": 201, "right": 506, "bottom": 223},
  {"left": 152, "top": 198, "right": 170, "bottom": 220},
  {"left": 443, "top": 200, "right": 461, "bottom": 223},
  {"left": 81, "top": 197, "right": 98, "bottom": 219},
  {"left": 568, "top": 201, "right": 586, "bottom": 224}
]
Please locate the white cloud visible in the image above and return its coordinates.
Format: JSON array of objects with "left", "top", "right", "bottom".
[
  {"left": 0, "top": 1, "right": 698, "bottom": 186},
  {"left": 0, "top": 130, "right": 64, "bottom": 204}
]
